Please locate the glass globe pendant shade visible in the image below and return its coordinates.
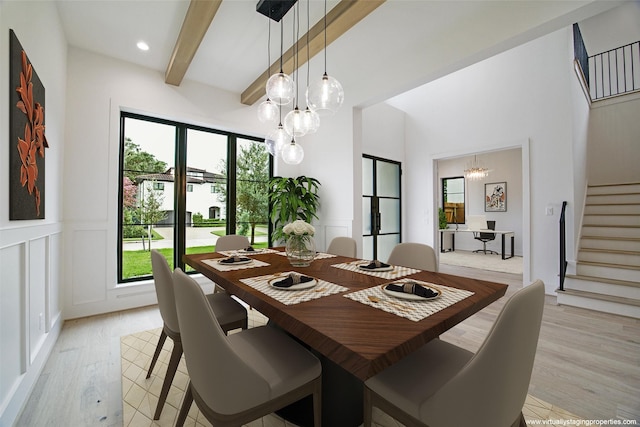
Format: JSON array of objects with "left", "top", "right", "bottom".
[
  {"left": 281, "top": 140, "right": 304, "bottom": 165},
  {"left": 306, "top": 72, "right": 344, "bottom": 116},
  {"left": 266, "top": 72, "right": 294, "bottom": 105},
  {"left": 267, "top": 124, "right": 288, "bottom": 155},
  {"left": 283, "top": 107, "right": 308, "bottom": 137},
  {"left": 302, "top": 107, "right": 320, "bottom": 134},
  {"left": 257, "top": 98, "right": 279, "bottom": 124}
]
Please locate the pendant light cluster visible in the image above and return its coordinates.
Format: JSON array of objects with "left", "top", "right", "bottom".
[
  {"left": 258, "top": 0, "right": 343, "bottom": 165},
  {"left": 464, "top": 155, "right": 490, "bottom": 181}
]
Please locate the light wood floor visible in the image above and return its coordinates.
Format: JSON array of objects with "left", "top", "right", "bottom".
[{"left": 16, "top": 265, "right": 640, "bottom": 426}]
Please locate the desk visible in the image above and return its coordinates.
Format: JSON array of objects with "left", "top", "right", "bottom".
[
  {"left": 184, "top": 250, "right": 507, "bottom": 426},
  {"left": 439, "top": 228, "right": 515, "bottom": 260}
]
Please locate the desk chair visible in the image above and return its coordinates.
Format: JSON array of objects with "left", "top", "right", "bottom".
[
  {"left": 364, "top": 280, "right": 545, "bottom": 427},
  {"left": 327, "top": 236, "right": 357, "bottom": 258},
  {"left": 172, "top": 268, "right": 322, "bottom": 427},
  {"left": 473, "top": 220, "right": 498, "bottom": 255},
  {"left": 147, "top": 250, "right": 248, "bottom": 420}
]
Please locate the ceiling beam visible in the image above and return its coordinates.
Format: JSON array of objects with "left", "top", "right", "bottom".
[
  {"left": 165, "top": 0, "right": 223, "bottom": 86},
  {"left": 241, "top": 0, "right": 385, "bottom": 106}
]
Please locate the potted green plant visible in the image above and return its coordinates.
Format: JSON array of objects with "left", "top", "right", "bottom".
[
  {"left": 268, "top": 175, "right": 321, "bottom": 242},
  {"left": 438, "top": 207, "right": 448, "bottom": 230}
]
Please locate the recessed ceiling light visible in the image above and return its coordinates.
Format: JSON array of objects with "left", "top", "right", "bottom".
[{"left": 137, "top": 41, "right": 149, "bottom": 51}]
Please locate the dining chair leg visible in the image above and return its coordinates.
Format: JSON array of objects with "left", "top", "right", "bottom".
[
  {"left": 175, "top": 381, "right": 193, "bottom": 427},
  {"left": 146, "top": 329, "right": 167, "bottom": 379},
  {"left": 152, "top": 339, "right": 183, "bottom": 420},
  {"left": 363, "top": 387, "right": 373, "bottom": 427}
]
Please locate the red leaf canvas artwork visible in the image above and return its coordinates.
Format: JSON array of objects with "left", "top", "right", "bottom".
[{"left": 9, "top": 29, "right": 49, "bottom": 220}]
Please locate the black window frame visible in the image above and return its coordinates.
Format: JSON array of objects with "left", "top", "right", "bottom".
[
  {"left": 117, "top": 111, "right": 273, "bottom": 284},
  {"left": 442, "top": 176, "right": 465, "bottom": 225}
]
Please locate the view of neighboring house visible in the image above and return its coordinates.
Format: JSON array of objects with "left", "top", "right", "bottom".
[{"left": 136, "top": 166, "right": 227, "bottom": 225}]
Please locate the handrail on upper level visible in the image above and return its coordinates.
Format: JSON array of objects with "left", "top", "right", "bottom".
[
  {"left": 574, "top": 23, "right": 640, "bottom": 101},
  {"left": 559, "top": 201, "right": 568, "bottom": 291}
]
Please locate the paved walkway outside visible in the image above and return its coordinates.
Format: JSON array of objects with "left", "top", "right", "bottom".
[{"left": 122, "top": 226, "right": 267, "bottom": 251}]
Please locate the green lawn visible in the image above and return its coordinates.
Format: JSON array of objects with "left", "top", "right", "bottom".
[{"left": 121, "top": 242, "right": 269, "bottom": 279}]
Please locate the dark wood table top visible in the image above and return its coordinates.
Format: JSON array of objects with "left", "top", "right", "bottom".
[{"left": 184, "top": 250, "right": 507, "bottom": 381}]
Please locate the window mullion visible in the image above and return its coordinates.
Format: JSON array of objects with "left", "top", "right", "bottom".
[{"left": 175, "top": 125, "right": 187, "bottom": 270}]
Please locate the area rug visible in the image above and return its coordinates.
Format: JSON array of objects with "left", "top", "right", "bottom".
[
  {"left": 121, "top": 327, "right": 581, "bottom": 427},
  {"left": 439, "top": 250, "right": 523, "bottom": 275}
]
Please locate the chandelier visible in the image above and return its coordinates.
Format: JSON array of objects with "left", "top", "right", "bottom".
[
  {"left": 257, "top": 0, "right": 343, "bottom": 165},
  {"left": 464, "top": 155, "right": 490, "bottom": 181}
]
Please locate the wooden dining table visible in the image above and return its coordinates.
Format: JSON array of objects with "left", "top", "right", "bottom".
[{"left": 184, "top": 248, "right": 508, "bottom": 426}]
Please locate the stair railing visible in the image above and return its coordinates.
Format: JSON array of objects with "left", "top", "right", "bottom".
[{"left": 559, "top": 201, "right": 568, "bottom": 291}]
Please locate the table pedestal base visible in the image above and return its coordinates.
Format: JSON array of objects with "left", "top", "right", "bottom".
[{"left": 272, "top": 324, "right": 363, "bottom": 427}]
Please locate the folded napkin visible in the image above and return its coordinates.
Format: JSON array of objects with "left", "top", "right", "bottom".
[
  {"left": 272, "top": 272, "right": 314, "bottom": 288},
  {"left": 243, "top": 246, "right": 255, "bottom": 252},
  {"left": 220, "top": 256, "right": 251, "bottom": 264},
  {"left": 386, "top": 282, "right": 439, "bottom": 298},
  {"left": 360, "top": 260, "right": 391, "bottom": 270}
]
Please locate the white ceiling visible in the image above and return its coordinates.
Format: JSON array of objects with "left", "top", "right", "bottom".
[{"left": 54, "top": 0, "right": 638, "bottom": 108}]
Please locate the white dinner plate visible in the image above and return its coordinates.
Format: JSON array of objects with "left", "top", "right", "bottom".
[
  {"left": 268, "top": 277, "right": 317, "bottom": 291},
  {"left": 382, "top": 283, "right": 441, "bottom": 301},
  {"left": 358, "top": 263, "right": 394, "bottom": 272},
  {"left": 217, "top": 257, "right": 252, "bottom": 266}
]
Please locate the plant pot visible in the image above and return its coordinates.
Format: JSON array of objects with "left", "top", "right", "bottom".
[{"left": 285, "top": 234, "right": 316, "bottom": 267}]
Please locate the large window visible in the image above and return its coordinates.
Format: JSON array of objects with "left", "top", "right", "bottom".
[
  {"left": 442, "top": 177, "right": 465, "bottom": 225},
  {"left": 118, "top": 113, "right": 272, "bottom": 283}
]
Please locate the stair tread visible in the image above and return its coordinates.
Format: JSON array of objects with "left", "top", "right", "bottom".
[
  {"left": 557, "top": 288, "right": 640, "bottom": 307},
  {"left": 583, "top": 224, "right": 640, "bottom": 228},
  {"left": 588, "top": 182, "right": 640, "bottom": 188},
  {"left": 576, "top": 260, "right": 640, "bottom": 270},
  {"left": 565, "top": 273, "right": 640, "bottom": 288},
  {"left": 579, "top": 248, "right": 640, "bottom": 255},
  {"left": 584, "top": 213, "right": 640, "bottom": 216},
  {"left": 581, "top": 235, "right": 640, "bottom": 241}
]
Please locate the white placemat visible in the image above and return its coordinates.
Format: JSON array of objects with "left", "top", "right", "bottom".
[
  {"left": 331, "top": 261, "right": 420, "bottom": 280},
  {"left": 274, "top": 251, "right": 337, "bottom": 260},
  {"left": 240, "top": 272, "right": 349, "bottom": 305},
  {"left": 217, "top": 248, "right": 280, "bottom": 257},
  {"left": 201, "top": 258, "right": 270, "bottom": 272},
  {"left": 343, "top": 279, "right": 475, "bottom": 322}
]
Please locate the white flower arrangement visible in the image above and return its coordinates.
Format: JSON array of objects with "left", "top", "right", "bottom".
[{"left": 283, "top": 219, "right": 315, "bottom": 236}]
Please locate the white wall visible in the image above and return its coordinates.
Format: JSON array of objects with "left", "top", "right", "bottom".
[
  {"left": 384, "top": 27, "right": 584, "bottom": 292},
  {"left": 0, "top": 2, "right": 66, "bottom": 425}
]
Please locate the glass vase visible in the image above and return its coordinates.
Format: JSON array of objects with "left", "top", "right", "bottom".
[{"left": 285, "top": 234, "right": 316, "bottom": 267}]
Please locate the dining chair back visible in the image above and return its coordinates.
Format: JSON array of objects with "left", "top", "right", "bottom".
[
  {"left": 364, "top": 280, "right": 545, "bottom": 427},
  {"left": 326, "top": 236, "right": 357, "bottom": 258},
  {"left": 146, "top": 250, "right": 247, "bottom": 420},
  {"left": 172, "top": 268, "right": 322, "bottom": 427},
  {"left": 387, "top": 242, "right": 438, "bottom": 272},
  {"left": 215, "top": 234, "right": 251, "bottom": 252}
]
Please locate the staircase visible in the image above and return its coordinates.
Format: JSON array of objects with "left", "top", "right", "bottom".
[{"left": 558, "top": 182, "right": 640, "bottom": 319}]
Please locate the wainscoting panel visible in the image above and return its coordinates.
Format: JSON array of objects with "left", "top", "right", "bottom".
[
  {"left": 29, "top": 237, "right": 47, "bottom": 364},
  {"left": 71, "top": 229, "right": 107, "bottom": 306},
  {"left": 0, "top": 243, "right": 26, "bottom": 414},
  {"left": 48, "top": 233, "right": 62, "bottom": 331}
]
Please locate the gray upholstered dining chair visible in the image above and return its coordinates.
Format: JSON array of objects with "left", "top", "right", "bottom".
[
  {"left": 146, "top": 250, "right": 248, "bottom": 420},
  {"left": 363, "top": 280, "right": 545, "bottom": 427},
  {"left": 326, "top": 236, "right": 357, "bottom": 258},
  {"left": 215, "top": 234, "right": 251, "bottom": 252},
  {"left": 172, "top": 268, "right": 322, "bottom": 427},
  {"left": 387, "top": 242, "right": 438, "bottom": 272}
]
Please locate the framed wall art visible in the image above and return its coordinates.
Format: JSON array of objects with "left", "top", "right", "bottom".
[
  {"left": 485, "top": 182, "right": 506, "bottom": 212},
  {"left": 9, "top": 29, "right": 49, "bottom": 220}
]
